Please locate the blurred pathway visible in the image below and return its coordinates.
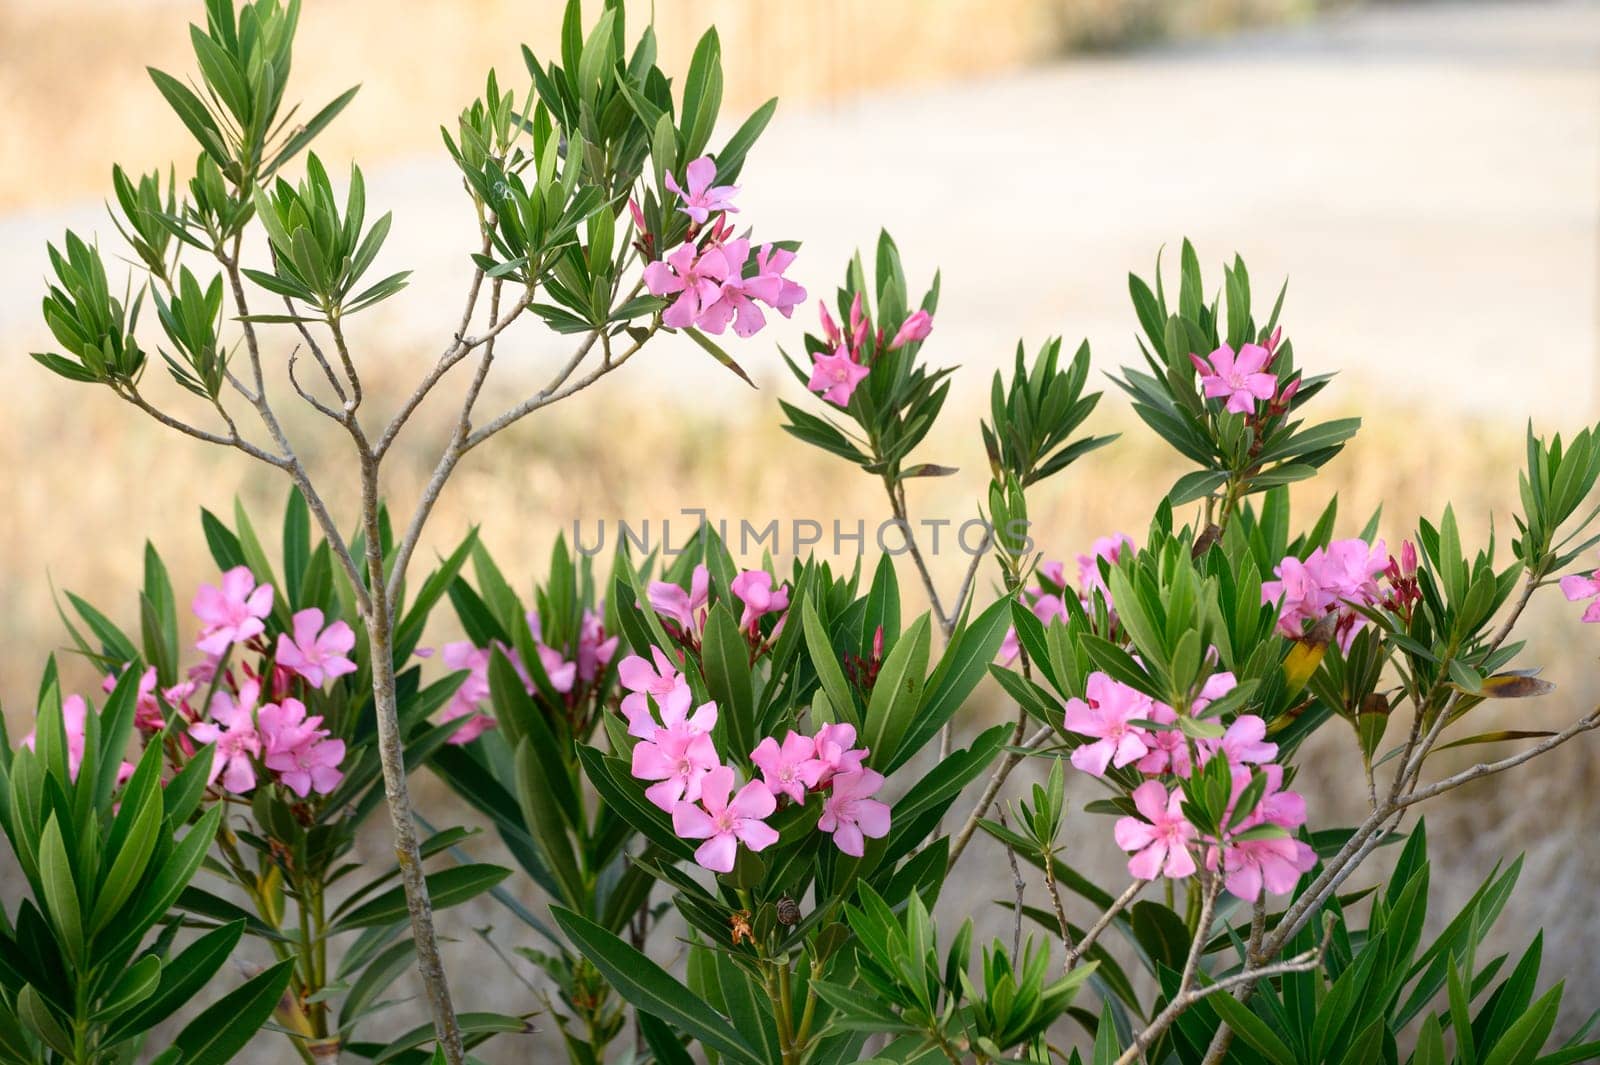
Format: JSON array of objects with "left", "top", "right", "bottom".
[{"left": 2, "top": 0, "right": 1598, "bottom": 424}]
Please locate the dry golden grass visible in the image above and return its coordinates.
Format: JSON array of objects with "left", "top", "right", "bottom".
[{"left": 0, "top": 0, "right": 1333, "bottom": 212}]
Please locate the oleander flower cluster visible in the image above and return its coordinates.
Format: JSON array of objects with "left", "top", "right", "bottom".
[
  {"left": 185, "top": 566, "right": 353, "bottom": 797},
  {"left": 1263, "top": 537, "right": 1388, "bottom": 650},
  {"left": 805, "top": 292, "right": 934, "bottom": 408},
  {"left": 998, "top": 532, "right": 1136, "bottom": 666},
  {"left": 647, "top": 562, "right": 790, "bottom": 650},
  {"left": 640, "top": 156, "right": 805, "bottom": 337},
  {"left": 621, "top": 645, "right": 890, "bottom": 871},
  {"left": 434, "top": 606, "right": 620, "bottom": 744},
  {"left": 1063, "top": 670, "right": 1315, "bottom": 902},
  {"left": 23, "top": 564, "right": 356, "bottom": 800},
  {"left": 1190, "top": 328, "right": 1298, "bottom": 416},
  {"left": 604, "top": 562, "right": 892, "bottom": 872}
]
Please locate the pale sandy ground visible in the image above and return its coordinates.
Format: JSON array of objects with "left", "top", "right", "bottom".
[{"left": 1, "top": 0, "right": 1599, "bottom": 1059}]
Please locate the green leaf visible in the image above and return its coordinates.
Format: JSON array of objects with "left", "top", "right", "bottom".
[
  {"left": 513, "top": 739, "right": 584, "bottom": 909},
  {"left": 685, "top": 327, "right": 755, "bottom": 388},
  {"left": 862, "top": 613, "right": 930, "bottom": 768},
  {"left": 804, "top": 599, "right": 858, "bottom": 727},
  {"left": 890, "top": 594, "right": 1011, "bottom": 771},
  {"left": 1207, "top": 983, "right": 1295, "bottom": 1065},
  {"left": 92, "top": 953, "right": 161, "bottom": 1022},
  {"left": 702, "top": 602, "right": 755, "bottom": 759},
  {"left": 106, "top": 920, "right": 245, "bottom": 1041},
  {"left": 171, "top": 959, "right": 295, "bottom": 1065},
  {"left": 39, "top": 816, "right": 83, "bottom": 965},
  {"left": 334, "top": 864, "right": 511, "bottom": 930},
  {"left": 552, "top": 906, "right": 763, "bottom": 1065}
]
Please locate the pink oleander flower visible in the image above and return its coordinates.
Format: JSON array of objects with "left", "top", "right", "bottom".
[
  {"left": 664, "top": 156, "right": 739, "bottom": 225},
  {"left": 1134, "top": 702, "right": 1192, "bottom": 778},
  {"left": 193, "top": 566, "right": 273, "bottom": 656},
  {"left": 532, "top": 642, "right": 578, "bottom": 694},
  {"left": 1078, "top": 533, "right": 1135, "bottom": 601},
  {"left": 259, "top": 697, "right": 345, "bottom": 797},
  {"left": 1063, "top": 672, "right": 1152, "bottom": 777},
  {"left": 1039, "top": 559, "right": 1068, "bottom": 588},
  {"left": 1204, "top": 713, "right": 1278, "bottom": 769},
  {"left": 190, "top": 681, "right": 263, "bottom": 794},
  {"left": 649, "top": 564, "right": 711, "bottom": 637},
  {"left": 1559, "top": 555, "right": 1600, "bottom": 623},
  {"left": 438, "top": 641, "right": 494, "bottom": 744},
  {"left": 848, "top": 293, "right": 869, "bottom": 351},
  {"left": 632, "top": 702, "right": 721, "bottom": 811},
  {"left": 576, "top": 608, "right": 619, "bottom": 684},
  {"left": 818, "top": 299, "right": 842, "bottom": 348},
  {"left": 1115, "top": 780, "right": 1198, "bottom": 880},
  {"left": 811, "top": 722, "right": 869, "bottom": 787},
  {"left": 21, "top": 694, "right": 90, "bottom": 778},
  {"left": 808, "top": 346, "right": 870, "bottom": 406},
  {"left": 996, "top": 586, "right": 1072, "bottom": 666},
  {"left": 731, "top": 569, "right": 789, "bottom": 635},
  {"left": 1208, "top": 765, "right": 1315, "bottom": 901},
  {"left": 1263, "top": 538, "right": 1386, "bottom": 650},
  {"left": 520, "top": 611, "right": 578, "bottom": 694},
  {"left": 1135, "top": 671, "right": 1241, "bottom": 777},
  {"left": 887, "top": 309, "right": 933, "bottom": 351},
  {"left": 103, "top": 665, "right": 166, "bottom": 732},
  {"left": 749, "top": 244, "right": 806, "bottom": 318},
  {"left": 187, "top": 654, "right": 222, "bottom": 685},
  {"left": 704, "top": 242, "right": 806, "bottom": 336},
  {"left": 618, "top": 647, "right": 693, "bottom": 739},
  {"left": 694, "top": 237, "right": 768, "bottom": 337},
  {"left": 1192, "top": 343, "right": 1278, "bottom": 415},
  {"left": 672, "top": 765, "right": 779, "bottom": 873},
  {"left": 818, "top": 767, "right": 891, "bottom": 857},
  {"left": 749, "top": 731, "right": 822, "bottom": 804},
  {"left": 644, "top": 240, "right": 739, "bottom": 331},
  {"left": 276, "top": 608, "right": 357, "bottom": 688}
]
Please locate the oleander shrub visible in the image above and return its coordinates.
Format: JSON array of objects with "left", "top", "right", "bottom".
[{"left": 10, "top": 0, "right": 1599, "bottom": 1062}]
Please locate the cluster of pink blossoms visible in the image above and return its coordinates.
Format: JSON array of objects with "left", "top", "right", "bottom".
[
  {"left": 806, "top": 295, "right": 933, "bottom": 408},
  {"left": 1263, "top": 538, "right": 1388, "bottom": 651},
  {"left": 997, "top": 533, "right": 1136, "bottom": 666},
  {"left": 639, "top": 156, "right": 805, "bottom": 338},
  {"left": 183, "top": 568, "right": 351, "bottom": 797},
  {"left": 1189, "top": 329, "right": 1296, "bottom": 416},
  {"left": 434, "top": 607, "right": 619, "bottom": 744},
  {"left": 646, "top": 563, "right": 790, "bottom": 648},
  {"left": 619, "top": 644, "right": 888, "bottom": 873},
  {"left": 23, "top": 566, "right": 355, "bottom": 801},
  {"left": 1063, "top": 670, "right": 1315, "bottom": 902}
]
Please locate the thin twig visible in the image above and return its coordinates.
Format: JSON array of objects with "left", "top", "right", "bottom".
[
  {"left": 219, "top": 251, "right": 370, "bottom": 613},
  {"left": 375, "top": 285, "right": 536, "bottom": 459},
  {"left": 1042, "top": 851, "right": 1074, "bottom": 970},
  {"left": 947, "top": 725, "right": 1052, "bottom": 867},
  {"left": 998, "top": 811, "right": 1025, "bottom": 960},
  {"left": 1114, "top": 874, "right": 1222, "bottom": 1065},
  {"left": 118, "top": 386, "right": 285, "bottom": 466},
  {"left": 461, "top": 323, "right": 649, "bottom": 452},
  {"left": 1068, "top": 879, "right": 1143, "bottom": 971},
  {"left": 285, "top": 296, "right": 347, "bottom": 404},
  {"left": 1395, "top": 708, "right": 1600, "bottom": 810},
  {"left": 288, "top": 346, "right": 349, "bottom": 425},
  {"left": 888, "top": 480, "right": 950, "bottom": 634}
]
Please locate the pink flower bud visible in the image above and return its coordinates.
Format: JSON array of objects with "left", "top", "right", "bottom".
[{"left": 887, "top": 309, "right": 933, "bottom": 350}]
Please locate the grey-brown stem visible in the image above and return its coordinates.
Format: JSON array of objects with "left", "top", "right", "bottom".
[{"left": 360, "top": 449, "right": 464, "bottom": 1063}]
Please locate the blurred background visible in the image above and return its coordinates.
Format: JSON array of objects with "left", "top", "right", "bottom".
[{"left": 2, "top": 0, "right": 1597, "bottom": 1058}]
